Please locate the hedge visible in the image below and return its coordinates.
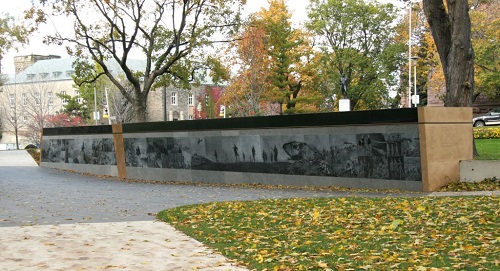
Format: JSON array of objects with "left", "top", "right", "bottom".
[{"left": 473, "top": 126, "right": 500, "bottom": 139}]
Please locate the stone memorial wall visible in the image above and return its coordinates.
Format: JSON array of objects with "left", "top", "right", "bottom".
[{"left": 41, "top": 107, "right": 473, "bottom": 192}]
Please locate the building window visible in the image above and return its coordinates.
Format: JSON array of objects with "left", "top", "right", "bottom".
[
  {"left": 60, "top": 91, "right": 68, "bottom": 105},
  {"left": 40, "top": 73, "right": 49, "bottom": 79},
  {"left": 66, "top": 70, "right": 75, "bottom": 77},
  {"left": 171, "top": 92, "right": 177, "bottom": 105},
  {"left": 188, "top": 93, "right": 193, "bottom": 106},
  {"left": 48, "top": 92, "right": 53, "bottom": 105},
  {"left": 22, "top": 93, "right": 27, "bottom": 106},
  {"left": 205, "top": 94, "right": 209, "bottom": 106},
  {"left": 9, "top": 94, "right": 15, "bottom": 108},
  {"left": 53, "top": 71, "right": 62, "bottom": 78},
  {"left": 35, "top": 92, "right": 41, "bottom": 105},
  {"left": 27, "top": 74, "right": 36, "bottom": 80},
  {"left": 75, "top": 90, "right": 82, "bottom": 103}
]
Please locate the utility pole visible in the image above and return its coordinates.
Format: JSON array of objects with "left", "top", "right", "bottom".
[
  {"left": 408, "top": 1, "right": 412, "bottom": 108},
  {"left": 163, "top": 85, "right": 167, "bottom": 121}
]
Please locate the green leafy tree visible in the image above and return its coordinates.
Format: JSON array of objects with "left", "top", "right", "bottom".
[
  {"left": 0, "top": 12, "right": 40, "bottom": 80},
  {"left": 470, "top": 0, "right": 500, "bottom": 101},
  {"left": 307, "top": 0, "right": 405, "bottom": 110},
  {"left": 72, "top": 60, "right": 137, "bottom": 124},
  {"left": 72, "top": 63, "right": 105, "bottom": 124},
  {"left": 34, "top": 0, "right": 245, "bottom": 122},
  {"left": 282, "top": 34, "right": 326, "bottom": 114},
  {"left": 56, "top": 93, "right": 89, "bottom": 119},
  {"left": 257, "top": 0, "right": 301, "bottom": 113}
]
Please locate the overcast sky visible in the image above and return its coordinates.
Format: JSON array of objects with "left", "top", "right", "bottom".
[{"left": 0, "top": 0, "right": 405, "bottom": 75}]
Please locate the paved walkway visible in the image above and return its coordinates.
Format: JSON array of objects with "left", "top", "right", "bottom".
[
  {"left": 0, "top": 151, "right": 369, "bottom": 227},
  {"left": 0, "top": 150, "right": 367, "bottom": 271},
  {"left": 1, "top": 150, "right": 497, "bottom": 270}
]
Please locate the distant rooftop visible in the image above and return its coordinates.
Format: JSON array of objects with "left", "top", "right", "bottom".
[
  {"left": 13, "top": 54, "right": 62, "bottom": 74},
  {"left": 3, "top": 56, "right": 219, "bottom": 86},
  {"left": 4, "top": 57, "right": 146, "bottom": 85}
]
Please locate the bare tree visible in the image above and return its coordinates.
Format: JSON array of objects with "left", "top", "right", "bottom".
[
  {"left": 0, "top": 79, "right": 62, "bottom": 147},
  {"left": 0, "top": 85, "right": 23, "bottom": 148},
  {"left": 106, "top": 84, "right": 135, "bottom": 124},
  {"left": 35, "top": 0, "right": 245, "bottom": 122},
  {"left": 21, "top": 80, "right": 61, "bottom": 144}
]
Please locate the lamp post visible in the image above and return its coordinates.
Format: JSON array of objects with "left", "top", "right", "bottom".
[
  {"left": 93, "top": 82, "right": 98, "bottom": 125},
  {"left": 411, "top": 56, "right": 419, "bottom": 106},
  {"left": 12, "top": 74, "right": 20, "bottom": 149}
]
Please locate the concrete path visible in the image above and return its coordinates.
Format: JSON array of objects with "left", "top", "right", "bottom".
[
  {"left": 0, "top": 221, "right": 246, "bottom": 271},
  {"left": 0, "top": 151, "right": 364, "bottom": 227},
  {"left": 1, "top": 150, "right": 497, "bottom": 270},
  {"left": 0, "top": 150, "right": 364, "bottom": 271}
]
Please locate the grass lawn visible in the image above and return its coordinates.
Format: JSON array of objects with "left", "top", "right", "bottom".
[
  {"left": 475, "top": 139, "right": 500, "bottom": 160},
  {"left": 158, "top": 196, "right": 500, "bottom": 271}
]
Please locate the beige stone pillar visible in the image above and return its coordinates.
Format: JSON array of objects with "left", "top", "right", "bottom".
[
  {"left": 418, "top": 107, "right": 473, "bottom": 191},
  {"left": 112, "top": 124, "right": 127, "bottom": 179}
]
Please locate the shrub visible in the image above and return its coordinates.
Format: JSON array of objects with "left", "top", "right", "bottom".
[
  {"left": 24, "top": 144, "right": 38, "bottom": 149},
  {"left": 473, "top": 126, "right": 500, "bottom": 139},
  {"left": 26, "top": 148, "right": 41, "bottom": 165}
]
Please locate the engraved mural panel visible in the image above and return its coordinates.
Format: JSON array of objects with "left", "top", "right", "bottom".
[
  {"left": 41, "top": 138, "right": 116, "bottom": 165},
  {"left": 120, "top": 130, "right": 421, "bottom": 181}
]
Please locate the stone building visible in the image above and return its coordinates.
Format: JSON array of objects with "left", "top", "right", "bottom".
[
  {"left": 0, "top": 55, "right": 224, "bottom": 149},
  {"left": 147, "top": 84, "right": 225, "bottom": 121},
  {"left": 0, "top": 57, "right": 78, "bottom": 149}
]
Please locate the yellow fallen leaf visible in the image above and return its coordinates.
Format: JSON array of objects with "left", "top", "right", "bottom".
[
  {"left": 390, "top": 219, "right": 403, "bottom": 230},
  {"left": 256, "top": 254, "right": 264, "bottom": 263},
  {"left": 462, "top": 245, "right": 475, "bottom": 251},
  {"left": 317, "top": 261, "right": 328, "bottom": 268},
  {"left": 311, "top": 208, "right": 321, "bottom": 223}
]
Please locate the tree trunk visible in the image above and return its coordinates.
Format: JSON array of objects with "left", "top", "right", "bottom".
[
  {"left": 132, "top": 94, "right": 148, "bottom": 123},
  {"left": 423, "top": 0, "right": 475, "bottom": 107}
]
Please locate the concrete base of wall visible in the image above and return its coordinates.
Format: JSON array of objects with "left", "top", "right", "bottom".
[
  {"left": 125, "top": 167, "right": 424, "bottom": 191},
  {"left": 42, "top": 162, "right": 119, "bottom": 178},
  {"left": 460, "top": 160, "right": 500, "bottom": 182}
]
